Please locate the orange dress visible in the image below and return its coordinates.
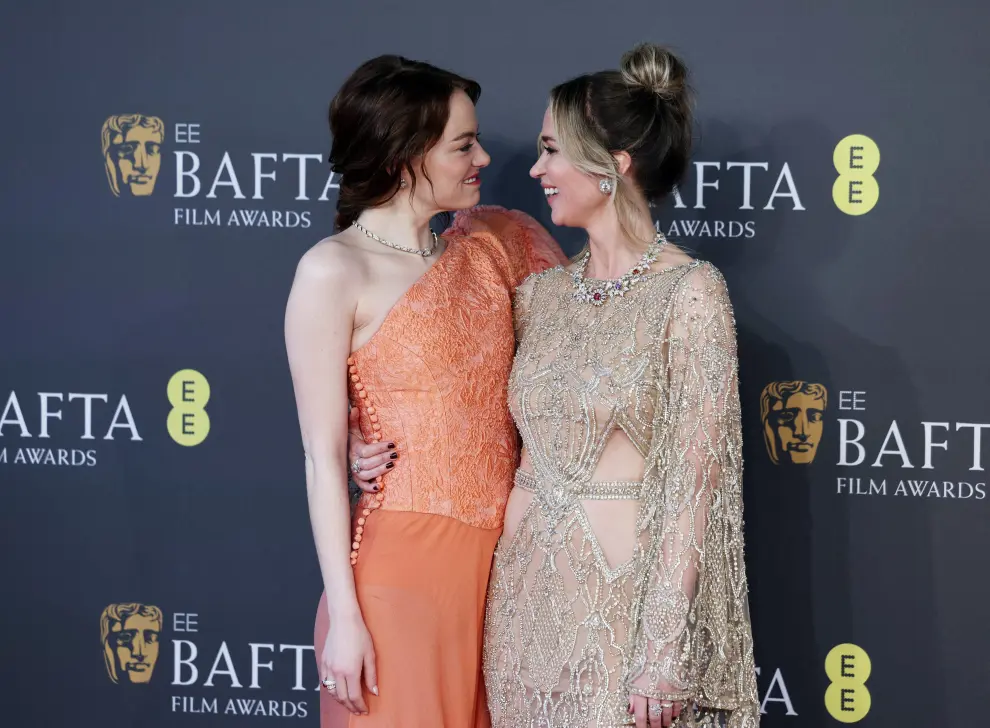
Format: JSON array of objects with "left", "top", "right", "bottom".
[{"left": 314, "top": 207, "right": 566, "bottom": 727}]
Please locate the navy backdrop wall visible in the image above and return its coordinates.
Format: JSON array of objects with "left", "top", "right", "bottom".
[{"left": 3, "top": 1, "right": 989, "bottom": 725}]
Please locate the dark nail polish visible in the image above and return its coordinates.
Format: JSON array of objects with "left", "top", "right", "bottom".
[
  {"left": 390, "top": 453, "right": 398, "bottom": 460},
  {"left": 372, "top": 485, "right": 379, "bottom": 492},
  {"left": 387, "top": 443, "right": 395, "bottom": 449},
  {"left": 386, "top": 462, "right": 394, "bottom": 469}
]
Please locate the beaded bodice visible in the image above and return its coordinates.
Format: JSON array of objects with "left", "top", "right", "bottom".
[
  {"left": 507, "top": 264, "right": 690, "bottom": 490},
  {"left": 484, "top": 260, "right": 760, "bottom": 728}
]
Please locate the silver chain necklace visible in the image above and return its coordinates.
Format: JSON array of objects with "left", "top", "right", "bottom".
[
  {"left": 572, "top": 232, "right": 667, "bottom": 306},
  {"left": 353, "top": 221, "right": 438, "bottom": 257}
]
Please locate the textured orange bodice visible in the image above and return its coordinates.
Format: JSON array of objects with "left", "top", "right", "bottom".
[{"left": 347, "top": 207, "right": 566, "bottom": 530}]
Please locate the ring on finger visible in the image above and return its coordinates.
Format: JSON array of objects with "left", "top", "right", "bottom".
[
  {"left": 649, "top": 703, "right": 663, "bottom": 716},
  {"left": 350, "top": 458, "right": 362, "bottom": 474},
  {"left": 322, "top": 677, "right": 336, "bottom": 691}
]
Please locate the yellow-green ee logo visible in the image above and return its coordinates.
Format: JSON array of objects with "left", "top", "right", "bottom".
[
  {"left": 167, "top": 369, "right": 210, "bottom": 446},
  {"left": 825, "top": 643, "right": 871, "bottom": 722},
  {"left": 833, "top": 135, "right": 879, "bottom": 215}
]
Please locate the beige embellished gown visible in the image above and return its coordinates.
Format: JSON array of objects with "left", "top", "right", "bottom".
[{"left": 483, "top": 260, "right": 760, "bottom": 727}]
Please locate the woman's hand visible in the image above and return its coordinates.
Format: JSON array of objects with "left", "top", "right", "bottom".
[
  {"left": 630, "top": 694, "right": 683, "bottom": 728},
  {"left": 320, "top": 612, "right": 378, "bottom": 715},
  {"left": 346, "top": 407, "right": 397, "bottom": 491}
]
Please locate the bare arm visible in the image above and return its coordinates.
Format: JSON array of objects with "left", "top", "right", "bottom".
[
  {"left": 285, "top": 242, "right": 358, "bottom": 617},
  {"left": 284, "top": 242, "right": 376, "bottom": 713}
]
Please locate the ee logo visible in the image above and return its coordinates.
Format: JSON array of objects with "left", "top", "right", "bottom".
[
  {"left": 167, "top": 369, "right": 210, "bottom": 446},
  {"left": 833, "top": 135, "right": 879, "bottom": 215},
  {"left": 825, "top": 643, "right": 871, "bottom": 722}
]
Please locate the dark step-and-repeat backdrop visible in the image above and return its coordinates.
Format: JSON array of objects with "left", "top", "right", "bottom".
[{"left": 2, "top": 1, "right": 988, "bottom": 726}]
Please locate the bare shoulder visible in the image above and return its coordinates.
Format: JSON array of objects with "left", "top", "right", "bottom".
[
  {"left": 285, "top": 233, "right": 371, "bottom": 329},
  {"left": 293, "top": 231, "right": 367, "bottom": 291}
]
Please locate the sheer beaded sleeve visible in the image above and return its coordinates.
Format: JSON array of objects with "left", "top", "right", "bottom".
[{"left": 628, "top": 263, "right": 760, "bottom": 727}]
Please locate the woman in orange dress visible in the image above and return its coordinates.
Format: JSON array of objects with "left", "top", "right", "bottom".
[{"left": 283, "top": 55, "right": 565, "bottom": 727}]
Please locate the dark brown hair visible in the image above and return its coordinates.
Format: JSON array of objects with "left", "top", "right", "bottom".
[
  {"left": 328, "top": 55, "right": 481, "bottom": 231},
  {"left": 550, "top": 43, "right": 693, "bottom": 241}
]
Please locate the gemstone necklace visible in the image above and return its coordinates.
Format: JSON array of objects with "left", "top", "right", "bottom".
[{"left": 571, "top": 232, "right": 667, "bottom": 306}]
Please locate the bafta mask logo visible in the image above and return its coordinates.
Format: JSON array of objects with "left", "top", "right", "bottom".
[
  {"left": 101, "top": 114, "right": 164, "bottom": 197},
  {"left": 100, "top": 602, "right": 163, "bottom": 684},
  {"left": 761, "top": 381, "right": 828, "bottom": 465}
]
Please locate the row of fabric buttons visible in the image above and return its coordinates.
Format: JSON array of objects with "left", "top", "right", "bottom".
[{"left": 348, "top": 356, "right": 385, "bottom": 567}]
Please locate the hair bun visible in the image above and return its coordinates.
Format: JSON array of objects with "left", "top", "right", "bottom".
[{"left": 620, "top": 43, "right": 688, "bottom": 101}]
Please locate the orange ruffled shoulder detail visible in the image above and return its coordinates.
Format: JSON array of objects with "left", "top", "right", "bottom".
[{"left": 444, "top": 205, "right": 568, "bottom": 285}]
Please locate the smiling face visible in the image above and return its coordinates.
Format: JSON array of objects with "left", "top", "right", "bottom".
[
  {"left": 529, "top": 107, "right": 608, "bottom": 228},
  {"left": 411, "top": 90, "right": 490, "bottom": 214}
]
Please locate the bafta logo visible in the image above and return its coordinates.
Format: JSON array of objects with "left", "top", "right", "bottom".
[
  {"left": 101, "top": 114, "right": 164, "bottom": 197},
  {"left": 100, "top": 602, "right": 163, "bottom": 684},
  {"left": 761, "top": 381, "right": 828, "bottom": 465}
]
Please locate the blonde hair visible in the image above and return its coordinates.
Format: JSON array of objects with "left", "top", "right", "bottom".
[{"left": 548, "top": 43, "right": 693, "bottom": 248}]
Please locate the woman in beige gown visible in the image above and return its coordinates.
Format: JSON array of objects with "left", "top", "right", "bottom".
[{"left": 482, "top": 44, "right": 760, "bottom": 728}]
